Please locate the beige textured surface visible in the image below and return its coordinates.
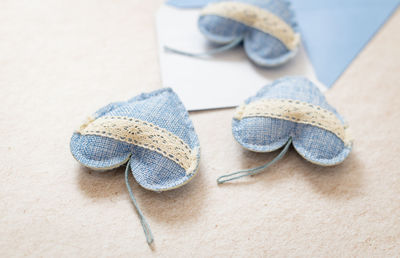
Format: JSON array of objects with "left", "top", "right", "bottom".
[{"left": 1, "top": 1, "right": 399, "bottom": 257}]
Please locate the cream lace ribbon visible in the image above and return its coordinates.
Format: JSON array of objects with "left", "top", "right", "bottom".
[
  {"left": 77, "top": 116, "right": 198, "bottom": 175},
  {"left": 234, "top": 99, "right": 352, "bottom": 146},
  {"left": 201, "top": 1, "right": 300, "bottom": 50}
]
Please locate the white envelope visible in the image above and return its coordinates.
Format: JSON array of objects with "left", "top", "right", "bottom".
[{"left": 156, "top": 4, "right": 326, "bottom": 111}]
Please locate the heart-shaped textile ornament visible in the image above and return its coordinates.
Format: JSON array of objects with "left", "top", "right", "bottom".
[
  {"left": 70, "top": 88, "right": 200, "bottom": 245},
  {"left": 165, "top": 0, "right": 300, "bottom": 67},
  {"left": 199, "top": 0, "right": 300, "bottom": 66},
  {"left": 217, "top": 76, "right": 352, "bottom": 184}
]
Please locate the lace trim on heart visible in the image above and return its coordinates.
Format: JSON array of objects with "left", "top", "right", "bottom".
[
  {"left": 234, "top": 99, "right": 352, "bottom": 146},
  {"left": 201, "top": 1, "right": 300, "bottom": 50},
  {"left": 77, "top": 116, "right": 198, "bottom": 175}
]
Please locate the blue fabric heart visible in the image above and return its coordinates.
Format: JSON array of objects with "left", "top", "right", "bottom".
[
  {"left": 71, "top": 88, "right": 200, "bottom": 191},
  {"left": 218, "top": 76, "right": 352, "bottom": 184},
  {"left": 233, "top": 76, "right": 352, "bottom": 165},
  {"left": 70, "top": 88, "right": 200, "bottom": 244},
  {"left": 198, "top": 0, "right": 300, "bottom": 66}
]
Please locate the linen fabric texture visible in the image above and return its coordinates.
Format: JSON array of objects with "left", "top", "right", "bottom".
[
  {"left": 232, "top": 76, "right": 352, "bottom": 166},
  {"left": 198, "top": 0, "right": 300, "bottom": 66},
  {"left": 70, "top": 88, "right": 201, "bottom": 191}
]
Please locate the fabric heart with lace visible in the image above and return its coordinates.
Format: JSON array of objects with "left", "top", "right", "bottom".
[
  {"left": 70, "top": 88, "right": 200, "bottom": 245},
  {"left": 199, "top": 0, "right": 300, "bottom": 66},
  {"left": 166, "top": 0, "right": 301, "bottom": 66},
  {"left": 217, "top": 76, "right": 352, "bottom": 184}
]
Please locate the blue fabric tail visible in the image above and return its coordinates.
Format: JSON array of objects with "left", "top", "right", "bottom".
[
  {"left": 164, "top": 37, "right": 243, "bottom": 58},
  {"left": 217, "top": 138, "right": 292, "bottom": 184},
  {"left": 125, "top": 160, "right": 154, "bottom": 245}
]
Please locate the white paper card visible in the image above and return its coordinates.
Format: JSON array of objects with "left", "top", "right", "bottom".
[{"left": 156, "top": 4, "right": 325, "bottom": 111}]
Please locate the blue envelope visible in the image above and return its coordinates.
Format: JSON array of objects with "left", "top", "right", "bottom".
[{"left": 166, "top": 0, "right": 399, "bottom": 87}]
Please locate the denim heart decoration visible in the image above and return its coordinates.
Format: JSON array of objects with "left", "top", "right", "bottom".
[
  {"left": 165, "top": 0, "right": 300, "bottom": 66},
  {"left": 198, "top": 0, "right": 300, "bottom": 66},
  {"left": 70, "top": 88, "right": 200, "bottom": 244},
  {"left": 217, "top": 76, "right": 352, "bottom": 184}
]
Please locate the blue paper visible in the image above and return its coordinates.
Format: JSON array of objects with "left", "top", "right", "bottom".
[
  {"left": 166, "top": 0, "right": 216, "bottom": 8},
  {"left": 166, "top": 0, "right": 399, "bottom": 87},
  {"left": 290, "top": 0, "right": 399, "bottom": 86}
]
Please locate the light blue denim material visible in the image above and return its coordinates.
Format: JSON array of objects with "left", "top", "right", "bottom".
[
  {"left": 197, "top": 0, "right": 299, "bottom": 66},
  {"left": 232, "top": 76, "right": 352, "bottom": 166},
  {"left": 70, "top": 88, "right": 201, "bottom": 191}
]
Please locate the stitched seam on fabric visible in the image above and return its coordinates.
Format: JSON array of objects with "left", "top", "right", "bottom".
[
  {"left": 128, "top": 88, "right": 171, "bottom": 104},
  {"left": 234, "top": 99, "right": 351, "bottom": 145},
  {"left": 96, "top": 89, "right": 171, "bottom": 118},
  {"left": 236, "top": 138, "right": 288, "bottom": 152},
  {"left": 77, "top": 116, "right": 198, "bottom": 175},
  {"left": 201, "top": 1, "right": 300, "bottom": 50},
  {"left": 292, "top": 144, "right": 347, "bottom": 167}
]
